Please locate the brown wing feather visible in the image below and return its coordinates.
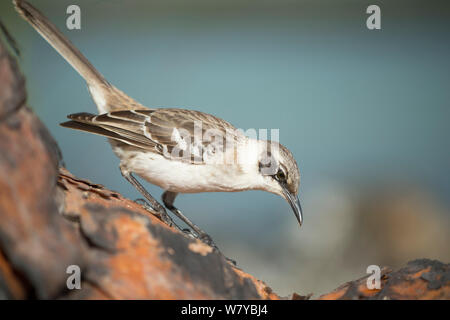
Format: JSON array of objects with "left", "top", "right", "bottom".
[
  {"left": 61, "top": 108, "right": 243, "bottom": 164},
  {"left": 66, "top": 111, "right": 152, "bottom": 145},
  {"left": 60, "top": 120, "right": 156, "bottom": 150},
  {"left": 63, "top": 112, "right": 157, "bottom": 150}
]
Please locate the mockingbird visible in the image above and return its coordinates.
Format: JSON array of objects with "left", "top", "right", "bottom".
[{"left": 14, "top": 0, "right": 303, "bottom": 250}]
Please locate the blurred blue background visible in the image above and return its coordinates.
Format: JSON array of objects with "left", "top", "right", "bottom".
[{"left": 1, "top": 0, "right": 449, "bottom": 296}]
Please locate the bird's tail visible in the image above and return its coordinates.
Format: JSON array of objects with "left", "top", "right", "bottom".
[{"left": 13, "top": 0, "right": 107, "bottom": 87}]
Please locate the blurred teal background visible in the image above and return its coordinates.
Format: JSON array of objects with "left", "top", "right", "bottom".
[{"left": 1, "top": 0, "right": 449, "bottom": 296}]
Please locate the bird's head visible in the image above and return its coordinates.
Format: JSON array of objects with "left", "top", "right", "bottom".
[{"left": 256, "top": 141, "right": 303, "bottom": 227}]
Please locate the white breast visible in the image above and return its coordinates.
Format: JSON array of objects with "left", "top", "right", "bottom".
[{"left": 112, "top": 139, "right": 263, "bottom": 194}]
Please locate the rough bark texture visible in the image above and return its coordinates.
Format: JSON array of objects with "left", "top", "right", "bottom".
[
  {"left": 0, "top": 37, "right": 449, "bottom": 300},
  {"left": 318, "top": 259, "right": 449, "bottom": 300}
]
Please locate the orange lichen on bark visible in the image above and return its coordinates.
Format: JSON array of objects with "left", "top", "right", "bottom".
[
  {"left": 0, "top": 249, "right": 27, "bottom": 299},
  {"left": 188, "top": 242, "right": 214, "bottom": 256},
  {"left": 318, "top": 261, "right": 449, "bottom": 300}
]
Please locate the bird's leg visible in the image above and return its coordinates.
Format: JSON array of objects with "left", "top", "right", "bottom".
[
  {"left": 162, "top": 191, "right": 219, "bottom": 250},
  {"left": 133, "top": 198, "right": 186, "bottom": 232},
  {"left": 119, "top": 166, "right": 175, "bottom": 228}
]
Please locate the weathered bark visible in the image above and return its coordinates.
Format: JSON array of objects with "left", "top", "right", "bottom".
[
  {"left": 319, "top": 259, "right": 449, "bottom": 300},
  {"left": 0, "top": 36, "right": 448, "bottom": 300}
]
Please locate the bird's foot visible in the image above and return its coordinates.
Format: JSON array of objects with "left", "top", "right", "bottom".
[
  {"left": 134, "top": 198, "right": 176, "bottom": 228},
  {"left": 182, "top": 228, "right": 197, "bottom": 239}
]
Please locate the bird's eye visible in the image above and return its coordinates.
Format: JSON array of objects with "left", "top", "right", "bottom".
[{"left": 275, "top": 169, "right": 287, "bottom": 182}]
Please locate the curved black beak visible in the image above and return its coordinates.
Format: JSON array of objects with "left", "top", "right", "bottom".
[{"left": 282, "top": 186, "right": 303, "bottom": 227}]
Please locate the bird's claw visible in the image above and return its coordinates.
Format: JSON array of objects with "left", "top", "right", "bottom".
[
  {"left": 182, "top": 228, "right": 197, "bottom": 239},
  {"left": 134, "top": 198, "right": 174, "bottom": 227}
]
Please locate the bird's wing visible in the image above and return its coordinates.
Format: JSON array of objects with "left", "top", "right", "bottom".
[{"left": 61, "top": 108, "right": 243, "bottom": 164}]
